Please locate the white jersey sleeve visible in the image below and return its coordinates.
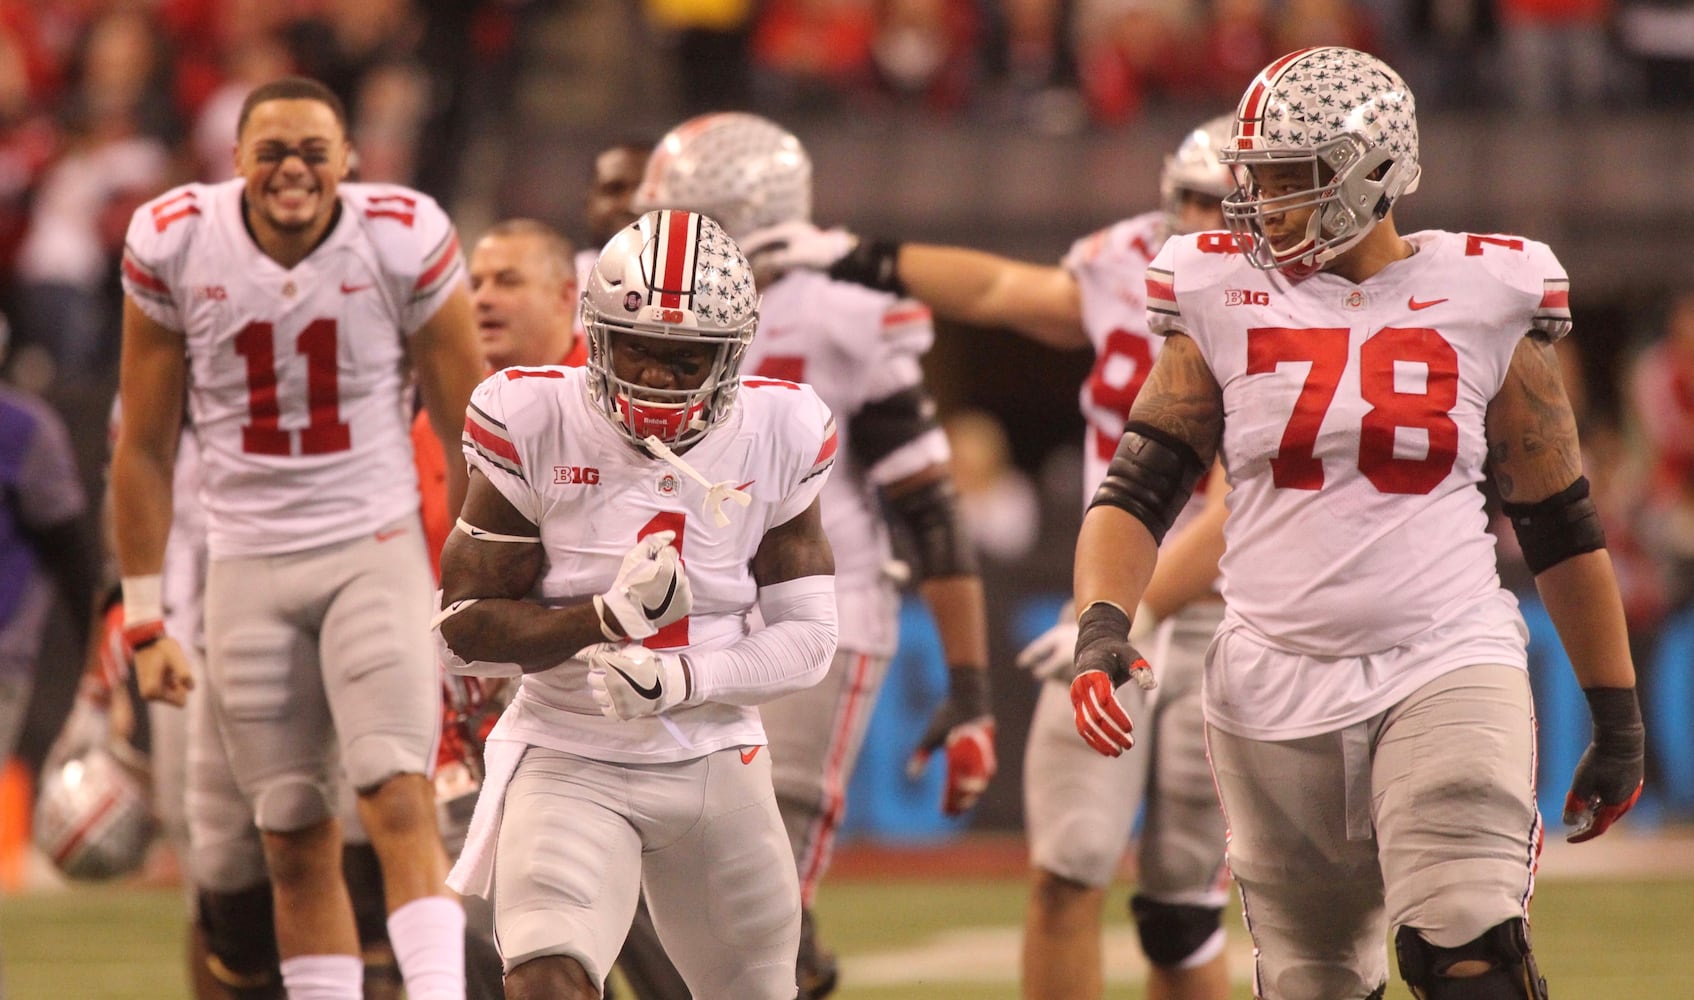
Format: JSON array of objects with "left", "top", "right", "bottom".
[
  {"left": 342, "top": 184, "right": 466, "bottom": 335},
  {"left": 122, "top": 183, "right": 211, "bottom": 331}
]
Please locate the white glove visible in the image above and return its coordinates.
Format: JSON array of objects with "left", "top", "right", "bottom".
[
  {"left": 741, "top": 221, "right": 857, "bottom": 276},
  {"left": 586, "top": 645, "right": 692, "bottom": 720},
  {"left": 1015, "top": 620, "right": 1078, "bottom": 681},
  {"left": 596, "top": 531, "right": 692, "bottom": 640}
]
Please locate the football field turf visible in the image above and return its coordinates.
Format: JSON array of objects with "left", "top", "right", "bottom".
[{"left": 3, "top": 850, "right": 1691, "bottom": 999}]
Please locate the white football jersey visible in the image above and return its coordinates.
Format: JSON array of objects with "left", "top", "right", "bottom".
[
  {"left": 1064, "top": 212, "right": 1210, "bottom": 530},
  {"left": 463, "top": 365, "right": 837, "bottom": 763},
  {"left": 742, "top": 271, "right": 949, "bottom": 654},
  {"left": 1147, "top": 228, "right": 1570, "bottom": 666},
  {"left": 121, "top": 179, "right": 465, "bottom": 559}
]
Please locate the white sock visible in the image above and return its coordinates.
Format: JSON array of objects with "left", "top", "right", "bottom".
[
  {"left": 279, "top": 954, "right": 362, "bottom": 1000},
  {"left": 387, "top": 895, "right": 467, "bottom": 999}
]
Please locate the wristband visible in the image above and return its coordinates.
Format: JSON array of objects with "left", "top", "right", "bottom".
[
  {"left": 1583, "top": 687, "right": 1643, "bottom": 746},
  {"left": 946, "top": 665, "right": 991, "bottom": 718},
  {"left": 1075, "top": 601, "right": 1134, "bottom": 687},
  {"left": 828, "top": 238, "right": 906, "bottom": 296},
  {"left": 122, "top": 619, "right": 167, "bottom": 655},
  {"left": 591, "top": 594, "right": 623, "bottom": 642},
  {"left": 122, "top": 574, "right": 164, "bottom": 627}
]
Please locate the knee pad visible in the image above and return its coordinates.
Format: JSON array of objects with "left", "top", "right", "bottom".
[
  {"left": 198, "top": 884, "right": 281, "bottom": 993},
  {"left": 252, "top": 776, "right": 333, "bottom": 833},
  {"left": 1395, "top": 919, "right": 1548, "bottom": 1000},
  {"left": 1129, "top": 893, "right": 1224, "bottom": 969},
  {"left": 342, "top": 841, "right": 391, "bottom": 951}
]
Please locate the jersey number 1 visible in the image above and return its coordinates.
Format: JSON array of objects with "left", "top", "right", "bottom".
[
  {"left": 638, "top": 512, "right": 690, "bottom": 648},
  {"left": 234, "top": 319, "right": 351, "bottom": 456}
]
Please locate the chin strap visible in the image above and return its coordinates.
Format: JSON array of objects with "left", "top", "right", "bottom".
[{"left": 642, "top": 434, "right": 752, "bottom": 527}]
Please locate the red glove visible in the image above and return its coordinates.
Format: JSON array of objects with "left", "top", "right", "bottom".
[
  {"left": 907, "top": 666, "right": 996, "bottom": 815},
  {"left": 1069, "top": 601, "right": 1154, "bottom": 758}
]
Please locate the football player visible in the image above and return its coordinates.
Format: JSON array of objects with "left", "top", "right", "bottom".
[
  {"left": 435, "top": 209, "right": 839, "bottom": 999},
  {"left": 630, "top": 112, "right": 997, "bottom": 999},
  {"left": 745, "top": 117, "right": 1241, "bottom": 1000},
  {"left": 1071, "top": 47, "right": 1643, "bottom": 1000},
  {"left": 113, "top": 76, "right": 481, "bottom": 1000}
]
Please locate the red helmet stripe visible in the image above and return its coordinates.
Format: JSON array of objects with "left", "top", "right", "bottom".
[
  {"left": 1237, "top": 47, "right": 1319, "bottom": 143},
  {"left": 657, "top": 210, "right": 698, "bottom": 309}
]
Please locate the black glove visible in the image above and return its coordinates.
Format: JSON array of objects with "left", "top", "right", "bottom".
[{"left": 1563, "top": 686, "right": 1645, "bottom": 843}]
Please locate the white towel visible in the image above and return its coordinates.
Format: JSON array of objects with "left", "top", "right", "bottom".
[{"left": 446, "top": 735, "right": 525, "bottom": 898}]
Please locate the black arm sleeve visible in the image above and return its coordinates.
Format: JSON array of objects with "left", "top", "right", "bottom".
[
  {"left": 1500, "top": 475, "right": 1606, "bottom": 575},
  {"left": 849, "top": 385, "right": 940, "bottom": 472},
  {"left": 1087, "top": 421, "right": 1206, "bottom": 545},
  {"left": 883, "top": 477, "right": 979, "bottom": 580}
]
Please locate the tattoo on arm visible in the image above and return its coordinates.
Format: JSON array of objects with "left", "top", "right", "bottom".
[
  {"left": 1486, "top": 337, "right": 1584, "bottom": 504},
  {"left": 752, "top": 499, "right": 835, "bottom": 587},
  {"left": 1126, "top": 334, "right": 1224, "bottom": 465}
]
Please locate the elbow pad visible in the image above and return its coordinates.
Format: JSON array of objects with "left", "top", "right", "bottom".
[
  {"left": 1501, "top": 475, "right": 1605, "bottom": 575},
  {"left": 885, "top": 476, "right": 979, "bottom": 579},
  {"left": 1088, "top": 421, "right": 1205, "bottom": 545}
]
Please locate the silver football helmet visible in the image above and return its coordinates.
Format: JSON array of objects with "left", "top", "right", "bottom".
[
  {"left": 633, "top": 112, "right": 812, "bottom": 242},
  {"left": 581, "top": 209, "right": 758, "bottom": 450},
  {"left": 33, "top": 744, "right": 154, "bottom": 881},
  {"left": 1220, "top": 47, "right": 1420, "bottom": 276},
  {"left": 1159, "top": 114, "right": 1236, "bottom": 235}
]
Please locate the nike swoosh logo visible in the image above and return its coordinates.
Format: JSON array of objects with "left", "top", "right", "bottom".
[
  {"left": 1407, "top": 296, "right": 1448, "bottom": 311},
  {"left": 612, "top": 665, "right": 663, "bottom": 700},
  {"left": 740, "top": 746, "right": 762, "bottom": 764},
  {"left": 643, "top": 573, "right": 678, "bottom": 618},
  {"left": 341, "top": 282, "right": 373, "bottom": 294},
  {"left": 376, "top": 528, "right": 406, "bottom": 542},
  {"left": 735, "top": 480, "right": 755, "bottom": 491}
]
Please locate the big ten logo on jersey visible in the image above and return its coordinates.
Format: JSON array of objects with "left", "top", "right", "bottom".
[
  {"left": 1225, "top": 289, "right": 1270, "bottom": 307},
  {"left": 197, "top": 285, "right": 228, "bottom": 302},
  {"left": 553, "top": 465, "right": 601, "bottom": 485}
]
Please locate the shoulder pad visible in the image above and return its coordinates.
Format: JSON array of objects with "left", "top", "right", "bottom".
[
  {"left": 1145, "top": 231, "right": 1250, "bottom": 337},
  {"left": 1450, "top": 232, "right": 1570, "bottom": 342},
  {"left": 344, "top": 182, "right": 460, "bottom": 285},
  {"left": 1062, "top": 211, "right": 1165, "bottom": 274},
  {"left": 124, "top": 182, "right": 214, "bottom": 266}
]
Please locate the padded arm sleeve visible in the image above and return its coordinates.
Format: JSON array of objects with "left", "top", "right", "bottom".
[
  {"left": 685, "top": 575, "right": 838, "bottom": 706},
  {"left": 1087, "top": 421, "right": 1206, "bottom": 545},
  {"left": 1500, "top": 475, "right": 1606, "bottom": 575}
]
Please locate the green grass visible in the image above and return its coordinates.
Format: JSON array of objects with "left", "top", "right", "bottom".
[{"left": 3, "top": 875, "right": 1691, "bottom": 998}]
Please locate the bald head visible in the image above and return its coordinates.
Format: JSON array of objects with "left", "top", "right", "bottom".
[{"left": 468, "top": 219, "right": 580, "bottom": 370}]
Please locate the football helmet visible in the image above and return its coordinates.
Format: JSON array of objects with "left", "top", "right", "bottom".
[
  {"left": 1159, "top": 114, "right": 1236, "bottom": 235},
  {"left": 1220, "top": 47, "right": 1420, "bottom": 275},
  {"left": 581, "top": 209, "right": 758, "bottom": 450},
  {"left": 633, "top": 112, "right": 811, "bottom": 242},
  {"left": 33, "top": 744, "right": 155, "bottom": 881}
]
